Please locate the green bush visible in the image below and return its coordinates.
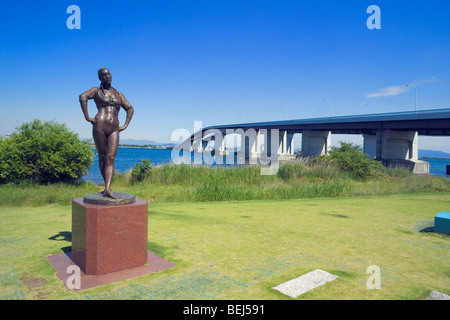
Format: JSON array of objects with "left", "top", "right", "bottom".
[
  {"left": 0, "top": 119, "right": 94, "bottom": 184},
  {"left": 312, "top": 141, "right": 384, "bottom": 180},
  {"left": 331, "top": 142, "right": 385, "bottom": 180},
  {"left": 277, "top": 162, "right": 296, "bottom": 181},
  {"left": 131, "top": 159, "right": 153, "bottom": 182}
]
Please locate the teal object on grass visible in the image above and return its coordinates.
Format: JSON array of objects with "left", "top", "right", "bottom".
[{"left": 434, "top": 212, "right": 450, "bottom": 234}]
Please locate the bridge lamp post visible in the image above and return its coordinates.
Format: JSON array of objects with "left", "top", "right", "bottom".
[
  {"left": 406, "top": 84, "right": 417, "bottom": 113},
  {"left": 323, "top": 99, "right": 332, "bottom": 119},
  {"left": 361, "top": 103, "right": 368, "bottom": 116}
]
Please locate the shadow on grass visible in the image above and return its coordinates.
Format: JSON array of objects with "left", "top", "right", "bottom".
[
  {"left": 319, "top": 212, "right": 351, "bottom": 219},
  {"left": 48, "top": 231, "right": 71, "bottom": 242},
  {"left": 48, "top": 231, "right": 73, "bottom": 256},
  {"left": 420, "top": 227, "right": 435, "bottom": 233},
  {"left": 413, "top": 220, "right": 435, "bottom": 233},
  {"left": 149, "top": 241, "right": 178, "bottom": 254}
]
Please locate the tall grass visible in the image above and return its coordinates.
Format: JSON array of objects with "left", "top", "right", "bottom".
[
  {"left": 2, "top": 159, "right": 450, "bottom": 207},
  {"left": 133, "top": 163, "right": 276, "bottom": 185},
  {"left": 0, "top": 181, "right": 99, "bottom": 207}
]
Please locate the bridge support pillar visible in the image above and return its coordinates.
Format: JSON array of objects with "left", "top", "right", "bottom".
[
  {"left": 363, "top": 134, "right": 377, "bottom": 159},
  {"left": 376, "top": 130, "right": 429, "bottom": 174},
  {"left": 202, "top": 140, "right": 209, "bottom": 152},
  {"left": 301, "top": 130, "right": 331, "bottom": 156},
  {"left": 263, "top": 129, "right": 274, "bottom": 156},
  {"left": 240, "top": 128, "right": 259, "bottom": 164},
  {"left": 287, "top": 133, "right": 295, "bottom": 155},
  {"left": 256, "top": 130, "right": 262, "bottom": 154},
  {"left": 278, "top": 130, "right": 286, "bottom": 155},
  {"left": 277, "top": 131, "right": 296, "bottom": 161},
  {"left": 191, "top": 138, "right": 203, "bottom": 153},
  {"left": 216, "top": 130, "right": 227, "bottom": 156}
]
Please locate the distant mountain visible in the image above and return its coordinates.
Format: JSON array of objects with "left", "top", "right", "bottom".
[
  {"left": 120, "top": 139, "right": 175, "bottom": 147},
  {"left": 419, "top": 150, "right": 450, "bottom": 159}
]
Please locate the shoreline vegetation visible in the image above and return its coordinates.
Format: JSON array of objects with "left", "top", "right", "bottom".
[
  {"left": 2, "top": 134, "right": 450, "bottom": 207},
  {"left": 2, "top": 157, "right": 450, "bottom": 208},
  {"left": 419, "top": 156, "right": 450, "bottom": 161},
  {"left": 118, "top": 144, "right": 174, "bottom": 149}
]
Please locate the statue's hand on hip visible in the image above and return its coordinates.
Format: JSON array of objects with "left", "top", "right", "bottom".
[{"left": 86, "top": 117, "right": 96, "bottom": 125}]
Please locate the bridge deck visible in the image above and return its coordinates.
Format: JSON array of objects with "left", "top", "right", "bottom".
[{"left": 204, "top": 108, "right": 450, "bottom": 136}]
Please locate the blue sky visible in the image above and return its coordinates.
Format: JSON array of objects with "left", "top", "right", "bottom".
[{"left": 1, "top": 1, "right": 450, "bottom": 150}]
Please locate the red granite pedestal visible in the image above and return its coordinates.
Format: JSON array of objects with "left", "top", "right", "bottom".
[{"left": 71, "top": 198, "right": 149, "bottom": 275}]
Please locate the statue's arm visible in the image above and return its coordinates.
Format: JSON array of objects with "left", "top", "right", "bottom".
[
  {"left": 79, "top": 87, "right": 97, "bottom": 124},
  {"left": 119, "top": 93, "right": 134, "bottom": 132}
]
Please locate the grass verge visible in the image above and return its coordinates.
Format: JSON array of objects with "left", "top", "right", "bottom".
[{"left": 0, "top": 194, "right": 448, "bottom": 300}]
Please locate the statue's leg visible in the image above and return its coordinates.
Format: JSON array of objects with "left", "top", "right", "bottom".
[
  {"left": 92, "top": 125, "right": 107, "bottom": 185},
  {"left": 102, "top": 130, "right": 119, "bottom": 199}
]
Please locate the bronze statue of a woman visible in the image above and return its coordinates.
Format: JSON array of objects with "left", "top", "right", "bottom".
[{"left": 79, "top": 68, "right": 134, "bottom": 199}]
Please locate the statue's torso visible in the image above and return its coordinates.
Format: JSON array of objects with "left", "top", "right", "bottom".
[{"left": 93, "top": 87, "right": 121, "bottom": 131}]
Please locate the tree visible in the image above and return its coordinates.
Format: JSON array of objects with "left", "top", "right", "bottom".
[
  {"left": 0, "top": 119, "right": 94, "bottom": 184},
  {"left": 327, "top": 141, "right": 384, "bottom": 180}
]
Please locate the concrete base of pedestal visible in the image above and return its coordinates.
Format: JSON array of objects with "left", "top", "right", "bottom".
[{"left": 47, "top": 250, "right": 175, "bottom": 290}]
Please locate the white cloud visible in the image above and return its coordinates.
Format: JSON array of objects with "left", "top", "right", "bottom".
[
  {"left": 366, "top": 77, "right": 440, "bottom": 99},
  {"left": 366, "top": 85, "right": 409, "bottom": 98}
]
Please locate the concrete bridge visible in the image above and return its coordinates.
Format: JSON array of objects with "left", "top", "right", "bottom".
[{"left": 175, "top": 108, "right": 450, "bottom": 174}]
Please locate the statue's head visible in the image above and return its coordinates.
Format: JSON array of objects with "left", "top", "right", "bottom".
[{"left": 98, "top": 67, "right": 111, "bottom": 84}]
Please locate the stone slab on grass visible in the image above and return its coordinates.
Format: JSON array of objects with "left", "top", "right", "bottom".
[
  {"left": 426, "top": 291, "right": 450, "bottom": 300},
  {"left": 273, "top": 269, "right": 339, "bottom": 298}
]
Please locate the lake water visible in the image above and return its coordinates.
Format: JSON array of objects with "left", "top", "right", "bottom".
[
  {"left": 83, "top": 147, "right": 450, "bottom": 184},
  {"left": 84, "top": 148, "right": 174, "bottom": 184},
  {"left": 426, "top": 158, "right": 450, "bottom": 178}
]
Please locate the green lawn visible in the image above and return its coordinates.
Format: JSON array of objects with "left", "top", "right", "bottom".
[{"left": 0, "top": 193, "right": 449, "bottom": 300}]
